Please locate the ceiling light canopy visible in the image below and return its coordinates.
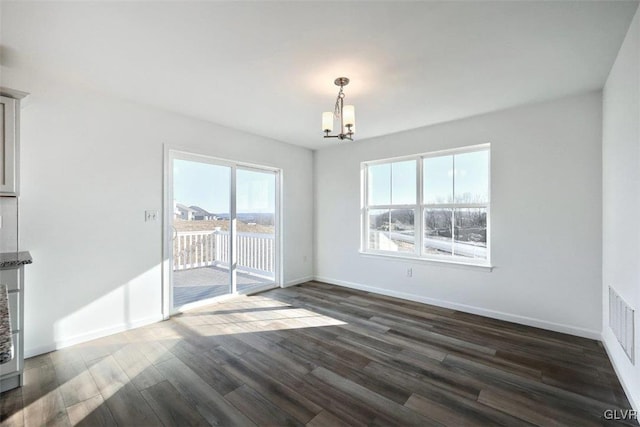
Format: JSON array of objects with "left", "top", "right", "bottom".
[{"left": 322, "top": 77, "right": 355, "bottom": 141}]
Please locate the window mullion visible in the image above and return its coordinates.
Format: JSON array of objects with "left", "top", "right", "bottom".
[
  {"left": 452, "top": 154, "right": 456, "bottom": 204},
  {"left": 389, "top": 163, "right": 393, "bottom": 206},
  {"left": 423, "top": 203, "right": 487, "bottom": 209},
  {"left": 363, "top": 165, "right": 368, "bottom": 251},
  {"left": 450, "top": 208, "right": 455, "bottom": 257},
  {"left": 451, "top": 155, "right": 456, "bottom": 257},
  {"left": 367, "top": 204, "right": 419, "bottom": 210},
  {"left": 417, "top": 157, "right": 423, "bottom": 256},
  {"left": 451, "top": 154, "right": 456, "bottom": 257}
]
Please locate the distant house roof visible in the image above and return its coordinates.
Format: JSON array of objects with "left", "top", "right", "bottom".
[
  {"left": 175, "top": 203, "right": 196, "bottom": 213},
  {"left": 189, "top": 205, "right": 213, "bottom": 216}
]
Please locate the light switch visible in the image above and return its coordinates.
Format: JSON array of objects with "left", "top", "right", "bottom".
[{"left": 145, "top": 210, "right": 158, "bottom": 222}]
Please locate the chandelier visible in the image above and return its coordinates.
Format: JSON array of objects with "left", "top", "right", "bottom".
[{"left": 322, "top": 77, "right": 355, "bottom": 141}]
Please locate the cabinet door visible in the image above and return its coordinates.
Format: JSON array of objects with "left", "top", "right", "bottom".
[
  {"left": 0, "top": 333, "right": 19, "bottom": 375},
  {"left": 0, "top": 96, "right": 17, "bottom": 195}
]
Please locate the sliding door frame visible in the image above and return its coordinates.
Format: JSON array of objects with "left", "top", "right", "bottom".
[{"left": 162, "top": 146, "right": 282, "bottom": 318}]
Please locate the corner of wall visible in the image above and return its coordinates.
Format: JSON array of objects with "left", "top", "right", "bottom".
[
  {"left": 602, "top": 330, "right": 640, "bottom": 412},
  {"left": 311, "top": 149, "right": 318, "bottom": 278},
  {"left": 601, "top": 3, "right": 640, "bottom": 414}
]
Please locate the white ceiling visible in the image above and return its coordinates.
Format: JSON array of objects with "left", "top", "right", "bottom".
[{"left": 1, "top": 1, "right": 638, "bottom": 149}]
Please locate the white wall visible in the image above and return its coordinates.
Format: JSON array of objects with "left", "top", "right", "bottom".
[
  {"left": 315, "top": 91, "right": 603, "bottom": 338},
  {"left": 0, "top": 197, "right": 18, "bottom": 254},
  {"left": 1, "top": 71, "right": 313, "bottom": 356},
  {"left": 602, "top": 7, "right": 640, "bottom": 411}
]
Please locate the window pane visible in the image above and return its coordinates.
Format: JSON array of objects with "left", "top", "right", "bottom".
[
  {"left": 424, "top": 209, "right": 452, "bottom": 255},
  {"left": 454, "top": 150, "right": 489, "bottom": 203},
  {"left": 368, "top": 163, "right": 391, "bottom": 205},
  {"left": 390, "top": 209, "right": 415, "bottom": 252},
  {"left": 453, "top": 208, "right": 487, "bottom": 259},
  {"left": 369, "top": 209, "right": 415, "bottom": 252},
  {"left": 424, "top": 156, "right": 453, "bottom": 204},
  {"left": 391, "top": 160, "right": 416, "bottom": 205},
  {"left": 369, "top": 209, "right": 389, "bottom": 250}
]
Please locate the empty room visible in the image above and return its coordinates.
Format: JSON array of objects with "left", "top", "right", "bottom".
[{"left": 1, "top": 0, "right": 639, "bottom": 425}]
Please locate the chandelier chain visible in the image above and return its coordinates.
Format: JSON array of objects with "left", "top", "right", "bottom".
[{"left": 334, "top": 87, "right": 344, "bottom": 118}]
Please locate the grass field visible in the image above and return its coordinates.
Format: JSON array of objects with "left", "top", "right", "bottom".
[{"left": 174, "top": 219, "right": 275, "bottom": 234}]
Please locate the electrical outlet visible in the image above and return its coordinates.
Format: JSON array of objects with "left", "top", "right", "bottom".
[
  {"left": 407, "top": 268, "right": 412, "bottom": 277},
  {"left": 145, "top": 210, "right": 158, "bottom": 222}
]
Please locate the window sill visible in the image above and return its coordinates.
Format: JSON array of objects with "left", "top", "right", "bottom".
[{"left": 358, "top": 251, "right": 494, "bottom": 272}]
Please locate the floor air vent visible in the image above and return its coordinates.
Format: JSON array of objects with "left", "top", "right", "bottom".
[{"left": 609, "top": 286, "right": 635, "bottom": 363}]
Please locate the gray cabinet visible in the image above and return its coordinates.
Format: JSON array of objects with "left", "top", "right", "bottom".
[
  {"left": 0, "top": 89, "right": 28, "bottom": 197},
  {"left": 0, "top": 96, "right": 17, "bottom": 196},
  {"left": 0, "top": 265, "right": 25, "bottom": 392}
]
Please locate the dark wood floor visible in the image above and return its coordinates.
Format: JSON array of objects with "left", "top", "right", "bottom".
[{"left": 0, "top": 281, "right": 635, "bottom": 426}]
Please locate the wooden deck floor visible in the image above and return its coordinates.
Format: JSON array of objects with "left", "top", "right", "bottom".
[
  {"left": 1, "top": 281, "right": 635, "bottom": 426},
  {"left": 173, "top": 266, "right": 273, "bottom": 306}
]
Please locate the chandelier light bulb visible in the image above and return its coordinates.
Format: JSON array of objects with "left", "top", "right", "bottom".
[
  {"left": 343, "top": 105, "right": 355, "bottom": 128},
  {"left": 322, "top": 112, "right": 334, "bottom": 133}
]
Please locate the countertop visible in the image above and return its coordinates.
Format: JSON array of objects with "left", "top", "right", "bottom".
[{"left": 0, "top": 251, "right": 32, "bottom": 269}]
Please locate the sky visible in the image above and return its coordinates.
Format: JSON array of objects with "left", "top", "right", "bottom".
[
  {"left": 368, "top": 150, "right": 489, "bottom": 206},
  {"left": 174, "top": 159, "right": 276, "bottom": 213},
  {"left": 174, "top": 150, "right": 486, "bottom": 214}
]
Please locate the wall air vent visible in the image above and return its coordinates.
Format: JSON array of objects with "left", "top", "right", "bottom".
[{"left": 609, "top": 286, "right": 635, "bottom": 363}]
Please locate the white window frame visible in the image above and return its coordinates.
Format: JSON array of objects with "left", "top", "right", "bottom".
[{"left": 361, "top": 143, "right": 491, "bottom": 268}]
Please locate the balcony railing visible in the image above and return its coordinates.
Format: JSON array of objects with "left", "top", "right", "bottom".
[{"left": 174, "top": 230, "right": 275, "bottom": 277}]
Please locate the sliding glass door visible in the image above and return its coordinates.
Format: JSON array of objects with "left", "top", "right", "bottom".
[
  {"left": 168, "top": 151, "right": 279, "bottom": 312},
  {"left": 236, "top": 167, "right": 277, "bottom": 291}
]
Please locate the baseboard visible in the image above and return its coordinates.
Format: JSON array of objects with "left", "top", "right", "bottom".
[
  {"left": 283, "top": 275, "right": 314, "bottom": 288},
  {"left": 314, "top": 276, "right": 601, "bottom": 340},
  {"left": 24, "top": 314, "right": 164, "bottom": 358},
  {"left": 601, "top": 331, "right": 640, "bottom": 412},
  {"left": 24, "top": 343, "right": 58, "bottom": 359}
]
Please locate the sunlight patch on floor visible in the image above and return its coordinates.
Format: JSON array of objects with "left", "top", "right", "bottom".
[
  {"left": 21, "top": 326, "right": 179, "bottom": 426},
  {"left": 19, "top": 293, "right": 347, "bottom": 425},
  {"left": 174, "top": 295, "right": 347, "bottom": 336}
]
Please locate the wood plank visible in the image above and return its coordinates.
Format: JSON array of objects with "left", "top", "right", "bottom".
[
  {"left": 225, "top": 384, "right": 303, "bottom": 427},
  {"left": 121, "top": 331, "right": 177, "bottom": 365},
  {"left": 66, "top": 395, "right": 116, "bottom": 427},
  {"left": 306, "top": 410, "right": 352, "bottom": 427},
  {"left": 363, "top": 359, "right": 482, "bottom": 401},
  {"left": 0, "top": 387, "right": 24, "bottom": 427},
  {"left": 48, "top": 346, "right": 85, "bottom": 368},
  {"left": 295, "top": 369, "right": 378, "bottom": 426},
  {"left": 140, "top": 380, "right": 209, "bottom": 426},
  {"left": 310, "top": 366, "right": 442, "bottom": 426},
  {"left": 23, "top": 353, "right": 52, "bottom": 372},
  {"left": 53, "top": 359, "right": 101, "bottom": 407},
  {"left": 86, "top": 355, "right": 129, "bottom": 399},
  {"left": 238, "top": 349, "right": 372, "bottom": 426},
  {"left": 168, "top": 339, "right": 241, "bottom": 395},
  {"left": 78, "top": 334, "right": 129, "bottom": 364},
  {"left": 154, "top": 356, "right": 255, "bottom": 426},
  {"left": 213, "top": 347, "right": 322, "bottom": 423},
  {"left": 112, "top": 342, "right": 165, "bottom": 391},
  {"left": 87, "top": 355, "right": 160, "bottom": 425},
  {"left": 442, "top": 353, "right": 626, "bottom": 418},
  {"left": 477, "top": 387, "right": 599, "bottom": 427},
  {"left": 102, "top": 383, "right": 162, "bottom": 426},
  {"left": 21, "top": 364, "right": 69, "bottom": 427},
  {"left": 404, "top": 393, "right": 486, "bottom": 427}
]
